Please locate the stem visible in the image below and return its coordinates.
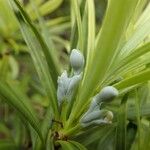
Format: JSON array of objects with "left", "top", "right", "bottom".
[{"left": 60, "top": 101, "right": 68, "bottom": 123}]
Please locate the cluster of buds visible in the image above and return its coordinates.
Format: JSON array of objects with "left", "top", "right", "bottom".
[
  {"left": 80, "top": 86, "right": 118, "bottom": 127},
  {"left": 57, "top": 49, "right": 119, "bottom": 128},
  {"left": 57, "top": 49, "right": 85, "bottom": 107}
]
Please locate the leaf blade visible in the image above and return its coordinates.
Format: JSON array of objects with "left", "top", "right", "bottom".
[
  {"left": 116, "top": 94, "right": 128, "bottom": 150},
  {"left": 11, "top": 0, "right": 59, "bottom": 116},
  {"left": 114, "top": 69, "right": 150, "bottom": 90},
  {"left": 0, "top": 81, "right": 43, "bottom": 141}
]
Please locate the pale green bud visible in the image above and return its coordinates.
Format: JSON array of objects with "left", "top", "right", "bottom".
[
  {"left": 70, "top": 49, "right": 84, "bottom": 74},
  {"left": 57, "top": 71, "right": 82, "bottom": 106},
  {"left": 57, "top": 71, "right": 70, "bottom": 105},
  {"left": 95, "top": 86, "right": 118, "bottom": 104},
  {"left": 87, "top": 86, "right": 118, "bottom": 114},
  {"left": 80, "top": 109, "right": 107, "bottom": 123},
  {"left": 80, "top": 110, "right": 113, "bottom": 127}
]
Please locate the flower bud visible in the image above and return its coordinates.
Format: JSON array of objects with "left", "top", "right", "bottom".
[
  {"left": 57, "top": 71, "right": 70, "bottom": 105},
  {"left": 70, "top": 49, "right": 84, "bottom": 74},
  {"left": 66, "top": 73, "right": 82, "bottom": 96},
  {"left": 95, "top": 86, "right": 118, "bottom": 104},
  {"left": 86, "top": 98, "right": 100, "bottom": 114},
  {"left": 80, "top": 109, "right": 107, "bottom": 124},
  {"left": 57, "top": 71, "right": 82, "bottom": 106},
  {"left": 80, "top": 110, "right": 113, "bottom": 127}
]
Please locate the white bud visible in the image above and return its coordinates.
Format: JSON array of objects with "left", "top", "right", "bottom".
[
  {"left": 80, "top": 110, "right": 100, "bottom": 123},
  {"left": 57, "top": 71, "right": 70, "bottom": 105},
  {"left": 95, "top": 86, "right": 118, "bottom": 104},
  {"left": 87, "top": 98, "right": 100, "bottom": 114},
  {"left": 57, "top": 71, "right": 82, "bottom": 106},
  {"left": 80, "top": 110, "right": 113, "bottom": 127},
  {"left": 66, "top": 73, "right": 82, "bottom": 97},
  {"left": 70, "top": 49, "right": 84, "bottom": 74},
  {"left": 80, "top": 109, "right": 106, "bottom": 123}
]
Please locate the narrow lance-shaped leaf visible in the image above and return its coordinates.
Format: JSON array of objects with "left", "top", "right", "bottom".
[
  {"left": 0, "top": 0, "right": 18, "bottom": 34},
  {"left": 97, "top": 126, "right": 115, "bottom": 150},
  {"left": 116, "top": 94, "right": 128, "bottom": 150},
  {"left": 34, "top": 106, "right": 53, "bottom": 150},
  {"left": 120, "top": 42, "right": 150, "bottom": 67},
  {"left": 135, "top": 89, "right": 141, "bottom": 150},
  {"left": 104, "top": 42, "right": 150, "bottom": 83},
  {"left": 87, "top": 0, "right": 95, "bottom": 60},
  {"left": 84, "top": 0, "right": 95, "bottom": 74},
  {"left": 68, "top": 140, "right": 87, "bottom": 150},
  {"left": 12, "top": 0, "right": 59, "bottom": 86},
  {"left": 0, "top": 82, "right": 43, "bottom": 141},
  {"left": 29, "top": 0, "right": 61, "bottom": 73},
  {"left": 71, "top": 0, "right": 83, "bottom": 51},
  {"left": 120, "top": 2, "right": 150, "bottom": 56},
  {"left": 114, "top": 69, "right": 150, "bottom": 90},
  {"left": 70, "top": 0, "right": 86, "bottom": 52},
  {"left": 56, "top": 141, "right": 75, "bottom": 150},
  {"left": 74, "top": 124, "right": 115, "bottom": 146},
  {"left": 28, "top": 0, "right": 63, "bottom": 20},
  {"left": 69, "top": 0, "right": 139, "bottom": 126},
  {"left": 83, "top": 0, "right": 139, "bottom": 95},
  {"left": 11, "top": 0, "right": 58, "bottom": 116}
]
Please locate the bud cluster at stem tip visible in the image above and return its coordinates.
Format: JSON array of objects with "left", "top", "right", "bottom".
[
  {"left": 57, "top": 49, "right": 85, "bottom": 107},
  {"left": 80, "top": 86, "right": 119, "bottom": 127}
]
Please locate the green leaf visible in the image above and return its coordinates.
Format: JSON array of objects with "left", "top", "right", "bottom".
[
  {"left": 85, "top": 0, "right": 95, "bottom": 70},
  {"left": 114, "top": 69, "right": 150, "bottom": 90},
  {"left": 45, "top": 130, "right": 55, "bottom": 150},
  {"left": 70, "top": 0, "right": 86, "bottom": 52},
  {"left": 87, "top": 0, "right": 95, "bottom": 56},
  {"left": 68, "top": 140, "right": 87, "bottom": 150},
  {"left": 126, "top": 122, "right": 137, "bottom": 150},
  {"left": 11, "top": 0, "right": 59, "bottom": 116},
  {"left": 34, "top": 106, "right": 53, "bottom": 150},
  {"left": 56, "top": 141, "right": 75, "bottom": 150},
  {"left": 70, "top": 20, "right": 78, "bottom": 52},
  {"left": 126, "top": 42, "right": 150, "bottom": 62},
  {"left": 0, "top": 81, "right": 43, "bottom": 141},
  {"left": 120, "top": 2, "right": 150, "bottom": 56},
  {"left": 12, "top": 0, "right": 59, "bottom": 85},
  {"left": 135, "top": 89, "right": 141, "bottom": 150},
  {"left": 83, "top": 0, "right": 139, "bottom": 94},
  {"left": 68, "top": 0, "right": 139, "bottom": 127},
  {"left": 0, "top": 56, "right": 9, "bottom": 80},
  {"left": 131, "top": 120, "right": 150, "bottom": 150},
  {"left": 74, "top": 125, "right": 115, "bottom": 146},
  {"left": 128, "top": 103, "right": 150, "bottom": 119},
  {"left": 46, "top": 16, "right": 70, "bottom": 27},
  {"left": 0, "top": 140, "right": 17, "bottom": 150},
  {"left": 12, "top": 116, "right": 24, "bottom": 146},
  {"left": 116, "top": 94, "right": 128, "bottom": 150},
  {"left": 103, "top": 42, "right": 150, "bottom": 84},
  {"left": 96, "top": 125, "right": 116, "bottom": 150},
  {"left": 29, "top": 0, "right": 61, "bottom": 74},
  {"left": 71, "top": 0, "right": 83, "bottom": 51},
  {"left": 0, "top": 0, "right": 18, "bottom": 36}
]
